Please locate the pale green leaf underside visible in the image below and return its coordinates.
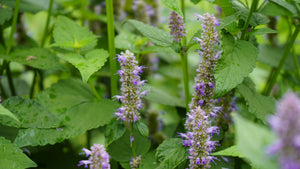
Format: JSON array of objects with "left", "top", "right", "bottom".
[
  {"left": 0, "top": 137, "right": 37, "bottom": 169},
  {"left": 127, "top": 19, "right": 173, "bottom": 47},
  {"left": 212, "top": 145, "right": 244, "bottom": 158},
  {"left": 214, "top": 32, "right": 258, "bottom": 98},
  {"left": 61, "top": 49, "right": 109, "bottom": 82},
  {"left": 233, "top": 114, "right": 278, "bottom": 169},
  {"left": 0, "top": 105, "right": 19, "bottom": 123}
]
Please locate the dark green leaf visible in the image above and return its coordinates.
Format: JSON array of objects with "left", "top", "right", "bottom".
[
  {"left": 155, "top": 138, "right": 188, "bottom": 169},
  {"left": 0, "top": 48, "right": 64, "bottom": 70},
  {"left": 52, "top": 16, "right": 98, "bottom": 50},
  {"left": 61, "top": 49, "right": 109, "bottom": 82},
  {"left": 0, "top": 105, "right": 19, "bottom": 123},
  {"left": 250, "top": 27, "right": 279, "bottom": 35},
  {"left": 134, "top": 121, "right": 149, "bottom": 137},
  {"left": 140, "top": 151, "right": 159, "bottom": 169},
  {"left": 34, "top": 79, "right": 95, "bottom": 120},
  {"left": 217, "top": 14, "right": 238, "bottom": 31},
  {"left": 107, "top": 128, "right": 151, "bottom": 162},
  {"left": 237, "top": 82, "right": 275, "bottom": 122},
  {"left": 0, "top": 137, "right": 37, "bottom": 169},
  {"left": 127, "top": 20, "right": 173, "bottom": 47},
  {"left": 231, "top": 1, "right": 270, "bottom": 26},
  {"left": 13, "top": 100, "right": 119, "bottom": 147},
  {"left": 160, "top": 0, "right": 183, "bottom": 16},
  {"left": 1, "top": 96, "right": 61, "bottom": 128},
  {"left": 0, "top": 7, "right": 13, "bottom": 25},
  {"left": 105, "top": 119, "right": 126, "bottom": 146},
  {"left": 214, "top": 31, "right": 258, "bottom": 98},
  {"left": 190, "top": 0, "right": 201, "bottom": 5},
  {"left": 260, "top": 2, "right": 292, "bottom": 16},
  {"left": 233, "top": 114, "right": 278, "bottom": 169}
]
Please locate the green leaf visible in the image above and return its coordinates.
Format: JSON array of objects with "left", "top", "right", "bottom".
[
  {"left": 212, "top": 145, "right": 244, "bottom": 158},
  {"left": 105, "top": 119, "right": 126, "bottom": 146},
  {"left": 270, "top": 0, "right": 297, "bottom": 15},
  {"left": 0, "top": 48, "right": 64, "bottom": 70},
  {"left": 0, "top": 7, "right": 13, "bottom": 25},
  {"left": 237, "top": 82, "right": 275, "bottom": 122},
  {"left": 127, "top": 19, "right": 173, "bottom": 47},
  {"left": 61, "top": 49, "right": 109, "bottom": 83},
  {"left": 0, "top": 137, "right": 37, "bottom": 169},
  {"left": 190, "top": 0, "right": 201, "bottom": 5},
  {"left": 134, "top": 121, "right": 149, "bottom": 137},
  {"left": 214, "top": 0, "right": 235, "bottom": 16},
  {"left": 34, "top": 79, "right": 95, "bottom": 120},
  {"left": 13, "top": 100, "right": 119, "bottom": 147},
  {"left": 233, "top": 114, "right": 278, "bottom": 169},
  {"left": 231, "top": 1, "right": 270, "bottom": 26},
  {"left": 0, "top": 0, "right": 49, "bottom": 13},
  {"left": 214, "top": 31, "right": 258, "bottom": 98},
  {"left": 258, "top": 45, "right": 296, "bottom": 70},
  {"left": 250, "top": 27, "right": 279, "bottom": 35},
  {"left": 52, "top": 16, "right": 98, "bottom": 50},
  {"left": 160, "top": 0, "right": 183, "bottom": 17},
  {"left": 260, "top": 2, "right": 292, "bottom": 16},
  {"left": 140, "top": 151, "right": 159, "bottom": 169},
  {"left": 155, "top": 138, "right": 188, "bottom": 169},
  {"left": 0, "top": 105, "right": 19, "bottom": 123},
  {"left": 107, "top": 128, "right": 151, "bottom": 162},
  {"left": 143, "top": 85, "right": 185, "bottom": 107},
  {"left": 1, "top": 96, "right": 61, "bottom": 128},
  {"left": 217, "top": 14, "right": 238, "bottom": 31}
]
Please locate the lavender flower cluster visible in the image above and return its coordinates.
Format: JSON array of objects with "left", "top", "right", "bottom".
[
  {"left": 269, "top": 92, "right": 300, "bottom": 169},
  {"left": 78, "top": 144, "right": 110, "bottom": 169},
  {"left": 168, "top": 11, "right": 186, "bottom": 43},
  {"left": 115, "top": 50, "right": 147, "bottom": 122},
  {"left": 180, "top": 13, "right": 220, "bottom": 169}
]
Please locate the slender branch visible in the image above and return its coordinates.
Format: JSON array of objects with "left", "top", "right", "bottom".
[
  {"left": 240, "top": 0, "right": 259, "bottom": 40},
  {"left": 129, "top": 123, "right": 136, "bottom": 158},
  {"left": 105, "top": 0, "right": 118, "bottom": 97},
  {"left": 41, "top": 0, "right": 54, "bottom": 47},
  {"left": 265, "top": 27, "right": 300, "bottom": 95},
  {"left": 6, "top": 65, "right": 16, "bottom": 96}
]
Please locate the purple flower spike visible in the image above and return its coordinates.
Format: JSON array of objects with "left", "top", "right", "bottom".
[
  {"left": 130, "top": 155, "right": 142, "bottom": 169},
  {"left": 78, "top": 144, "right": 110, "bottom": 169},
  {"left": 181, "top": 13, "right": 220, "bottom": 169},
  {"left": 115, "top": 50, "right": 147, "bottom": 122},
  {"left": 268, "top": 92, "right": 300, "bottom": 169},
  {"left": 168, "top": 11, "right": 186, "bottom": 43}
]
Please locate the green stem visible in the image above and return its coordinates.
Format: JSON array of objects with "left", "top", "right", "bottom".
[
  {"left": 265, "top": 27, "right": 300, "bottom": 95},
  {"left": 6, "top": 0, "right": 20, "bottom": 55},
  {"left": 88, "top": 79, "right": 101, "bottom": 100},
  {"left": 240, "top": 0, "right": 259, "bottom": 40},
  {"left": 1, "top": 0, "right": 21, "bottom": 96},
  {"left": 29, "top": 70, "right": 38, "bottom": 98},
  {"left": 180, "top": 0, "right": 189, "bottom": 111},
  {"left": 6, "top": 65, "right": 16, "bottom": 96},
  {"left": 80, "top": 0, "right": 87, "bottom": 26},
  {"left": 292, "top": 46, "right": 300, "bottom": 81},
  {"left": 181, "top": 53, "right": 189, "bottom": 111},
  {"left": 41, "top": 0, "right": 54, "bottom": 47},
  {"left": 106, "top": 0, "right": 118, "bottom": 98},
  {"left": 129, "top": 123, "right": 136, "bottom": 158}
]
